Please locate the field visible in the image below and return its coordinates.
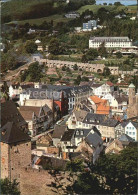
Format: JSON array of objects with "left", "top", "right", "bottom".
[
  {"left": 78, "top": 5, "right": 137, "bottom": 14},
  {"left": 17, "top": 14, "right": 72, "bottom": 25}
]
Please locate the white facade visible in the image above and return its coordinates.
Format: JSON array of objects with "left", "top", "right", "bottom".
[
  {"left": 102, "top": 93, "right": 114, "bottom": 104},
  {"left": 19, "top": 93, "right": 30, "bottom": 106},
  {"left": 89, "top": 37, "right": 132, "bottom": 48},
  {"left": 125, "top": 122, "right": 137, "bottom": 141},
  {"left": 68, "top": 97, "right": 75, "bottom": 110},
  {"left": 92, "top": 84, "right": 113, "bottom": 97},
  {"left": 67, "top": 113, "right": 97, "bottom": 130},
  {"left": 9, "top": 85, "right": 23, "bottom": 97}
]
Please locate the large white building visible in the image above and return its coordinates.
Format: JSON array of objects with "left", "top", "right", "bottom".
[{"left": 89, "top": 37, "right": 132, "bottom": 48}]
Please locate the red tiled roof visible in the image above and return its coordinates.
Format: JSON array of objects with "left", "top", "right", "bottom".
[
  {"left": 90, "top": 96, "right": 107, "bottom": 105},
  {"left": 106, "top": 81, "right": 114, "bottom": 86},
  {"left": 96, "top": 104, "right": 110, "bottom": 115}
]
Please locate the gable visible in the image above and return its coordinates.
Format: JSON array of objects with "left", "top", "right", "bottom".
[{"left": 126, "top": 122, "right": 136, "bottom": 130}]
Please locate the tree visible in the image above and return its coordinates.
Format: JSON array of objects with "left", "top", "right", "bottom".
[
  {"left": 81, "top": 76, "right": 89, "bottom": 82},
  {"left": 25, "top": 41, "right": 37, "bottom": 54},
  {"left": 98, "top": 42, "right": 107, "bottom": 57},
  {"left": 48, "top": 38, "right": 60, "bottom": 55},
  {"left": 90, "top": 146, "right": 137, "bottom": 194},
  {"left": 21, "top": 62, "right": 42, "bottom": 82},
  {"left": 66, "top": 159, "right": 84, "bottom": 172},
  {"left": 74, "top": 75, "right": 81, "bottom": 85},
  {"left": 62, "top": 66, "right": 66, "bottom": 71},
  {"left": 103, "top": 67, "right": 111, "bottom": 76},
  {"left": 73, "top": 64, "right": 78, "bottom": 71},
  {"left": 73, "top": 172, "right": 107, "bottom": 194},
  {"left": 116, "top": 51, "right": 122, "bottom": 58},
  {"left": 86, "top": 48, "right": 98, "bottom": 61},
  {"left": 114, "top": 2, "right": 122, "bottom": 6},
  {"left": 1, "top": 178, "right": 20, "bottom": 195},
  {"left": 81, "top": 55, "right": 88, "bottom": 63}
]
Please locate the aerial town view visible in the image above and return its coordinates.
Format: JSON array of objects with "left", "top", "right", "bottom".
[{"left": 0, "top": 0, "right": 138, "bottom": 194}]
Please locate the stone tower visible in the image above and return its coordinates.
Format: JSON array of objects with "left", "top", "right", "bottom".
[
  {"left": 129, "top": 83, "right": 135, "bottom": 105},
  {"left": 127, "top": 83, "right": 138, "bottom": 118}
]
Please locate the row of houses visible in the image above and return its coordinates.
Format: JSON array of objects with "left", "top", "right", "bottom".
[
  {"left": 1, "top": 96, "right": 137, "bottom": 182},
  {"left": 66, "top": 110, "right": 138, "bottom": 142}
]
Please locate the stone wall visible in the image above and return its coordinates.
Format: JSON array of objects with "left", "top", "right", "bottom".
[
  {"left": 10, "top": 141, "right": 31, "bottom": 180},
  {"left": 1, "top": 142, "right": 10, "bottom": 179},
  {"left": 1, "top": 141, "right": 31, "bottom": 181}
]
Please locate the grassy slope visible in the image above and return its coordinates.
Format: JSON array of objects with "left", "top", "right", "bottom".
[
  {"left": 78, "top": 5, "right": 137, "bottom": 14},
  {"left": 17, "top": 14, "right": 72, "bottom": 25},
  {"left": 3, "top": 1, "right": 137, "bottom": 25},
  {"left": 2, "top": 0, "right": 50, "bottom": 16}
]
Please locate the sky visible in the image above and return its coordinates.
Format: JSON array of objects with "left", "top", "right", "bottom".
[{"left": 96, "top": 0, "right": 137, "bottom": 6}]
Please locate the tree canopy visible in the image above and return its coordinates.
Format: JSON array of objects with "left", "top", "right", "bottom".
[{"left": 1, "top": 178, "right": 20, "bottom": 195}]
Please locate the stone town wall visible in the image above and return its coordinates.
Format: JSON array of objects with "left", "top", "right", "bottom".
[
  {"left": 1, "top": 142, "right": 10, "bottom": 179},
  {"left": 10, "top": 141, "right": 31, "bottom": 181},
  {"left": 32, "top": 59, "right": 138, "bottom": 76}
]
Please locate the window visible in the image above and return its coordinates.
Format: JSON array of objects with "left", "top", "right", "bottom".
[
  {"left": 126, "top": 131, "right": 128, "bottom": 134},
  {"left": 133, "top": 132, "right": 135, "bottom": 135},
  {"left": 81, "top": 131, "right": 83, "bottom": 135},
  {"left": 129, "top": 132, "right": 131, "bottom": 135},
  {"left": 76, "top": 131, "right": 79, "bottom": 135}
]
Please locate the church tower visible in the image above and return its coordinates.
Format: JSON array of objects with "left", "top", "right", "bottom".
[{"left": 129, "top": 83, "right": 135, "bottom": 105}]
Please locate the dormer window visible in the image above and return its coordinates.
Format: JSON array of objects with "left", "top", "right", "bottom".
[
  {"left": 2, "top": 129, "right": 6, "bottom": 135},
  {"left": 76, "top": 130, "right": 79, "bottom": 135},
  {"left": 81, "top": 130, "right": 83, "bottom": 135}
]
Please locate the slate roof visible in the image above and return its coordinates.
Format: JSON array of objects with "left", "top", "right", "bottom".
[
  {"left": 74, "top": 126, "right": 101, "bottom": 138},
  {"left": 91, "top": 83, "right": 102, "bottom": 88},
  {"left": 74, "top": 129, "right": 91, "bottom": 138},
  {"left": 131, "top": 121, "right": 138, "bottom": 129},
  {"left": 1, "top": 100, "right": 27, "bottom": 127},
  {"left": 52, "top": 125, "right": 67, "bottom": 139},
  {"left": 61, "top": 129, "right": 75, "bottom": 141},
  {"left": 22, "top": 85, "right": 92, "bottom": 100},
  {"left": 121, "top": 121, "right": 138, "bottom": 129},
  {"left": 85, "top": 132, "right": 103, "bottom": 148},
  {"left": 115, "top": 95, "right": 128, "bottom": 104},
  {"left": 83, "top": 113, "right": 106, "bottom": 125},
  {"left": 119, "top": 134, "right": 135, "bottom": 142},
  {"left": 90, "top": 37, "right": 130, "bottom": 42},
  {"left": 101, "top": 119, "right": 119, "bottom": 127},
  {"left": 1, "top": 122, "right": 30, "bottom": 144},
  {"left": 121, "top": 121, "right": 129, "bottom": 128}
]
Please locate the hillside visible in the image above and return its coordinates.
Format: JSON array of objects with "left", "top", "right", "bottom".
[
  {"left": 78, "top": 4, "right": 137, "bottom": 14},
  {"left": 2, "top": 0, "right": 137, "bottom": 26}
]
